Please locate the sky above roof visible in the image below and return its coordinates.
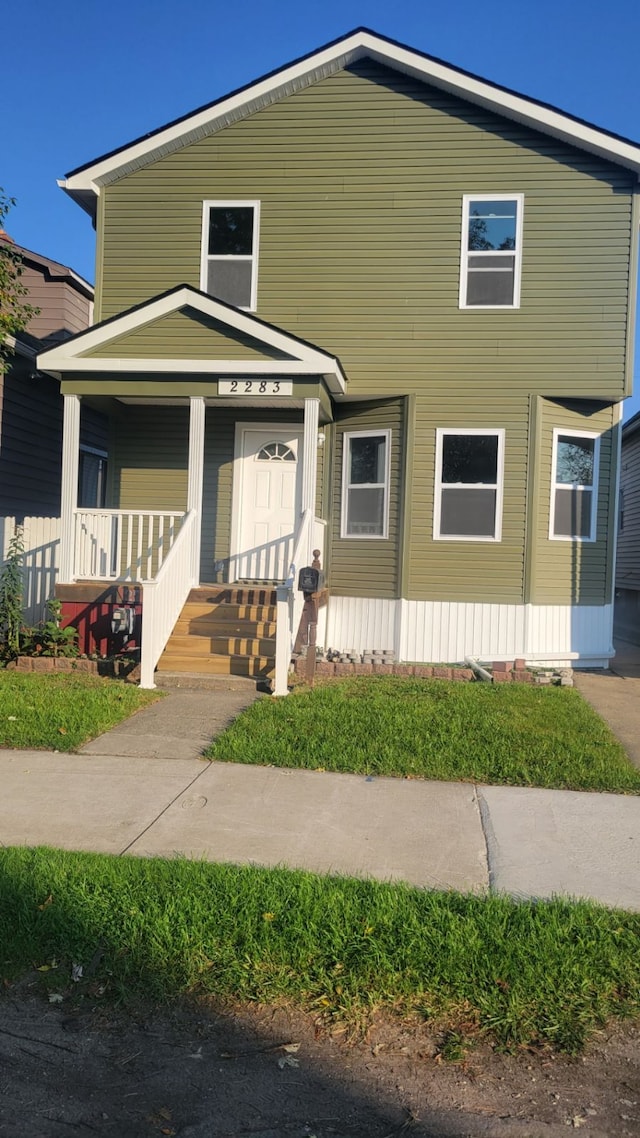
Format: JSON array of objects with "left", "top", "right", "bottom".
[{"left": 5, "top": 0, "right": 640, "bottom": 414}]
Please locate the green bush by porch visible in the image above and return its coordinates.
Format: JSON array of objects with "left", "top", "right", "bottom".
[{"left": 205, "top": 676, "right": 640, "bottom": 794}]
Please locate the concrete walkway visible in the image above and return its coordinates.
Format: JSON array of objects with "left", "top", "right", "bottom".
[
  {"left": 2, "top": 657, "right": 640, "bottom": 912},
  {"left": 574, "top": 639, "right": 640, "bottom": 769}
]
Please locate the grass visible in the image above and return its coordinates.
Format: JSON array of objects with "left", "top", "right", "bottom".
[
  {"left": 205, "top": 676, "right": 640, "bottom": 794},
  {"left": 0, "top": 672, "right": 161, "bottom": 751},
  {"left": 1, "top": 845, "right": 639, "bottom": 1053}
]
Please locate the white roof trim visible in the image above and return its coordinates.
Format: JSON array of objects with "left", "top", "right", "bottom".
[
  {"left": 62, "top": 29, "right": 640, "bottom": 205},
  {"left": 36, "top": 286, "right": 347, "bottom": 393}
]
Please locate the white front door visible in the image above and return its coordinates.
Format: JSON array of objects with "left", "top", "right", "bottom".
[{"left": 232, "top": 425, "right": 303, "bottom": 581}]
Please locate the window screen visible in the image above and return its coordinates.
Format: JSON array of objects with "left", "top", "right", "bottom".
[
  {"left": 552, "top": 432, "right": 599, "bottom": 540},
  {"left": 436, "top": 430, "right": 503, "bottom": 540},
  {"left": 342, "top": 432, "right": 390, "bottom": 538},
  {"left": 202, "top": 203, "right": 258, "bottom": 308},
  {"left": 462, "top": 197, "right": 522, "bottom": 308}
]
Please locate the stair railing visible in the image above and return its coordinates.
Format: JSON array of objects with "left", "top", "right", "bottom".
[
  {"left": 139, "top": 510, "right": 197, "bottom": 688},
  {"left": 273, "top": 508, "right": 314, "bottom": 697}
]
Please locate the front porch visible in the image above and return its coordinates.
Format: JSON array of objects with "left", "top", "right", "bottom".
[{"left": 38, "top": 286, "right": 345, "bottom": 692}]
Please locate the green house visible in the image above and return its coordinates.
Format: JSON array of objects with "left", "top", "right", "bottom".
[{"left": 38, "top": 29, "right": 640, "bottom": 690}]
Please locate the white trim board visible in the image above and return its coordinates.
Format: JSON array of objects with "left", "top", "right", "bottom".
[
  {"left": 62, "top": 28, "right": 640, "bottom": 213},
  {"left": 36, "top": 286, "right": 347, "bottom": 394}
]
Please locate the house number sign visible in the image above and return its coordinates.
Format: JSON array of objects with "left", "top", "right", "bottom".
[{"left": 218, "top": 379, "right": 293, "bottom": 396}]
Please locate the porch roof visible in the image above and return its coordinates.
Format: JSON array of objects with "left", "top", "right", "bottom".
[{"left": 37, "top": 285, "right": 348, "bottom": 396}]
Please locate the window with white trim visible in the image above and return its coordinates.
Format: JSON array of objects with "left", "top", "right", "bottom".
[
  {"left": 341, "top": 430, "right": 390, "bottom": 539},
  {"left": 200, "top": 200, "right": 260, "bottom": 310},
  {"left": 550, "top": 430, "right": 600, "bottom": 541},
  {"left": 434, "top": 429, "right": 505, "bottom": 541},
  {"left": 460, "top": 195, "right": 523, "bottom": 308}
]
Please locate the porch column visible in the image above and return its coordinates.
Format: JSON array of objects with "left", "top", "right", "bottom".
[
  {"left": 187, "top": 396, "right": 206, "bottom": 585},
  {"left": 60, "top": 394, "right": 80, "bottom": 582},
  {"left": 302, "top": 397, "right": 320, "bottom": 563}
]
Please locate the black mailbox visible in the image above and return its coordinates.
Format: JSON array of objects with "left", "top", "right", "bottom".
[{"left": 298, "top": 565, "right": 321, "bottom": 594}]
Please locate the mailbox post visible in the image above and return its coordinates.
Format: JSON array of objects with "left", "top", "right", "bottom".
[{"left": 295, "top": 549, "right": 323, "bottom": 685}]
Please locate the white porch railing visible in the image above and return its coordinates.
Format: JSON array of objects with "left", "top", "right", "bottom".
[
  {"left": 74, "top": 510, "right": 185, "bottom": 582},
  {"left": 273, "top": 509, "right": 327, "bottom": 697},
  {"left": 139, "top": 510, "right": 197, "bottom": 688}
]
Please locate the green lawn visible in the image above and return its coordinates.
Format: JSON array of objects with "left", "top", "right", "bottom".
[
  {"left": 0, "top": 672, "right": 161, "bottom": 751},
  {"left": 205, "top": 676, "right": 640, "bottom": 794},
  {"left": 1, "top": 846, "right": 638, "bottom": 1053}
]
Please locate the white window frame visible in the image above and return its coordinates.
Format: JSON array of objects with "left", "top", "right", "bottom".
[
  {"left": 341, "top": 429, "right": 391, "bottom": 540},
  {"left": 459, "top": 193, "right": 524, "bottom": 310},
  {"left": 433, "top": 427, "right": 505, "bottom": 542},
  {"left": 200, "top": 199, "right": 260, "bottom": 311},
  {"left": 549, "top": 428, "right": 600, "bottom": 542}
]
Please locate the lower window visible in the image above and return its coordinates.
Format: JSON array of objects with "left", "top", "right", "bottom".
[
  {"left": 434, "top": 429, "right": 504, "bottom": 541},
  {"left": 341, "top": 430, "right": 391, "bottom": 538},
  {"left": 550, "top": 430, "right": 600, "bottom": 540}
]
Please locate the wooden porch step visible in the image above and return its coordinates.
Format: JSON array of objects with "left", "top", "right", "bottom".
[
  {"left": 188, "top": 586, "right": 278, "bottom": 607},
  {"left": 156, "top": 584, "right": 278, "bottom": 680},
  {"left": 162, "top": 634, "right": 275, "bottom": 657},
  {"left": 179, "top": 602, "right": 277, "bottom": 623},
  {"left": 173, "top": 617, "right": 277, "bottom": 638},
  {"left": 156, "top": 653, "right": 274, "bottom": 678}
]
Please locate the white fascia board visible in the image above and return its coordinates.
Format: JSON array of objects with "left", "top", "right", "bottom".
[
  {"left": 37, "top": 287, "right": 346, "bottom": 390},
  {"left": 62, "top": 29, "right": 640, "bottom": 202},
  {"left": 36, "top": 353, "right": 346, "bottom": 392}
]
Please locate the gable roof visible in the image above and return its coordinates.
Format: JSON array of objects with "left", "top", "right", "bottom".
[
  {"left": 62, "top": 28, "right": 640, "bottom": 218},
  {"left": 0, "top": 236, "right": 93, "bottom": 298},
  {"left": 36, "top": 285, "right": 348, "bottom": 393}
]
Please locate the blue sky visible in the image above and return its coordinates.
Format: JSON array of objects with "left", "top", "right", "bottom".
[{"left": 4, "top": 0, "right": 640, "bottom": 413}]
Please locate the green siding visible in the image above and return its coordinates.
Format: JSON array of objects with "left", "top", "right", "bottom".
[
  {"left": 89, "top": 58, "right": 634, "bottom": 602},
  {"left": 108, "top": 406, "right": 189, "bottom": 511},
  {"left": 98, "top": 60, "right": 633, "bottom": 415},
  {"left": 83, "top": 307, "right": 293, "bottom": 361},
  {"left": 330, "top": 400, "right": 405, "bottom": 599},
  {"left": 407, "top": 392, "right": 529, "bottom": 603},
  {"left": 528, "top": 399, "right": 617, "bottom": 605}
]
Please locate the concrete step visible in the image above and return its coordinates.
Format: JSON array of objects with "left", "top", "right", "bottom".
[
  {"left": 154, "top": 671, "right": 269, "bottom": 692},
  {"left": 156, "top": 653, "right": 274, "bottom": 678}
]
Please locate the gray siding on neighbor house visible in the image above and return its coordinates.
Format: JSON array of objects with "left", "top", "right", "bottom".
[
  {"left": 19, "top": 261, "right": 92, "bottom": 342},
  {"left": 616, "top": 421, "right": 640, "bottom": 592}
]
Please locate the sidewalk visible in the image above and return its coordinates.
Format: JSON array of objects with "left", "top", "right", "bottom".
[
  {"left": 1, "top": 671, "right": 639, "bottom": 910},
  {"left": 2, "top": 652, "right": 640, "bottom": 912}
]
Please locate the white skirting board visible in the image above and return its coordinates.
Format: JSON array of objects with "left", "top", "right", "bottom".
[{"left": 323, "top": 595, "right": 614, "bottom": 668}]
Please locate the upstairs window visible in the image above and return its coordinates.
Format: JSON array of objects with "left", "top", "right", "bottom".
[
  {"left": 341, "top": 430, "right": 391, "bottom": 539},
  {"left": 460, "top": 195, "right": 523, "bottom": 308},
  {"left": 550, "top": 430, "right": 600, "bottom": 541},
  {"left": 434, "top": 429, "right": 504, "bottom": 541},
  {"left": 201, "top": 201, "right": 259, "bottom": 310}
]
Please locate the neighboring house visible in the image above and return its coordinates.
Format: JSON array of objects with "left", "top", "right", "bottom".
[
  {"left": 37, "top": 28, "right": 640, "bottom": 688},
  {"left": 615, "top": 411, "right": 640, "bottom": 643},
  {"left": 0, "top": 237, "right": 106, "bottom": 517}
]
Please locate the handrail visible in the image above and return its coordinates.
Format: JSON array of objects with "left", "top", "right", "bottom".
[
  {"left": 74, "top": 509, "right": 184, "bottom": 581},
  {"left": 139, "top": 510, "right": 197, "bottom": 688},
  {"left": 273, "top": 509, "right": 313, "bottom": 696}
]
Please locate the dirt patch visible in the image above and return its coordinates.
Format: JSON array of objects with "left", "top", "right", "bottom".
[{"left": 1, "top": 989, "right": 639, "bottom": 1137}]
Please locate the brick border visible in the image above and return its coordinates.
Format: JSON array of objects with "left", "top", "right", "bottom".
[{"left": 293, "top": 658, "right": 569, "bottom": 685}]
